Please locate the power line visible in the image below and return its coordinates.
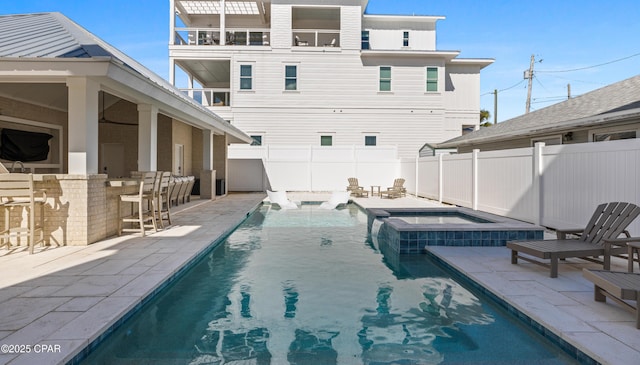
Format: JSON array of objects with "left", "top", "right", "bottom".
[
  {"left": 481, "top": 79, "right": 525, "bottom": 96},
  {"left": 537, "top": 51, "right": 640, "bottom": 73}
]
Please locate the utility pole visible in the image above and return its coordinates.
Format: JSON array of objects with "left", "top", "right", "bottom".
[
  {"left": 493, "top": 89, "right": 498, "bottom": 124},
  {"left": 524, "top": 54, "right": 535, "bottom": 113},
  {"left": 567, "top": 83, "right": 571, "bottom": 99}
]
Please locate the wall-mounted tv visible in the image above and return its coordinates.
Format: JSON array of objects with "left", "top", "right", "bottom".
[{"left": 0, "top": 128, "right": 53, "bottom": 162}]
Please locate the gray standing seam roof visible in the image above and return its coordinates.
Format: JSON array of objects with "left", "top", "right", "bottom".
[
  {"left": 0, "top": 12, "right": 247, "bottom": 138},
  {"left": 438, "top": 74, "right": 640, "bottom": 147}
]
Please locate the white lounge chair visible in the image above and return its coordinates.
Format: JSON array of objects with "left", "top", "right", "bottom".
[
  {"left": 267, "top": 190, "right": 299, "bottom": 209},
  {"left": 319, "top": 191, "right": 350, "bottom": 210}
]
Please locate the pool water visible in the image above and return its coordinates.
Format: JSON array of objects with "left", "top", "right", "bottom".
[
  {"left": 82, "top": 205, "right": 578, "bottom": 364},
  {"left": 396, "top": 215, "right": 481, "bottom": 225}
]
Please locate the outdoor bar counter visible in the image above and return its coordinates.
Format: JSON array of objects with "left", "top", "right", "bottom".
[{"left": 35, "top": 174, "right": 140, "bottom": 246}]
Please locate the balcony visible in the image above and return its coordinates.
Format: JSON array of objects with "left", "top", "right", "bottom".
[
  {"left": 182, "top": 89, "right": 231, "bottom": 107},
  {"left": 174, "top": 28, "right": 271, "bottom": 46},
  {"left": 292, "top": 30, "right": 340, "bottom": 48}
]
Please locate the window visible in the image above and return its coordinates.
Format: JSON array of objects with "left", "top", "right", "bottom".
[
  {"left": 462, "top": 125, "right": 476, "bottom": 135},
  {"left": 361, "top": 31, "right": 370, "bottom": 50},
  {"left": 365, "top": 136, "right": 377, "bottom": 146},
  {"left": 379, "top": 66, "right": 391, "bottom": 92},
  {"left": 531, "top": 135, "right": 562, "bottom": 146},
  {"left": 426, "top": 67, "right": 438, "bottom": 92},
  {"left": 250, "top": 135, "right": 262, "bottom": 146},
  {"left": 320, "top": 135, "right": 332, "bottom": 146},
  {"left": 285, "top": 65, "right": 297, "bottom": 91},
  {"left": 240, "top": 65, "right": 252, "bottom": 90},
  {"left": 403, "top": 31, "right": 409, "bottom": 47},
  {"left": 593, "top": 130, "right": 636, "bottom": 142}
]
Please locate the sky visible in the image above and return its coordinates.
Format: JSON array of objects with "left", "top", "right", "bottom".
[{"left": 3, "top": 0, "right": 640, "bottom": 122}]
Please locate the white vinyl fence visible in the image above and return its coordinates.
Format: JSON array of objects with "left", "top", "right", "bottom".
[
  {"left": 227, "top": 139, "right": 640, "bottom": 235},
  {"left": 228, "top": 145, "right": 401, "bottom": 192},
  {"left": 417, "top": 139, "right": 640, "bottom": 235}
]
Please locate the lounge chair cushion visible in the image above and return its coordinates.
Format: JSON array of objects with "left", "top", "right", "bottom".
[{"left": 267, "top": 190, "right": 298, "bottom": 209}]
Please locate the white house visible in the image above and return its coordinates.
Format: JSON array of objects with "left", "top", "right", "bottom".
[{"left": 169, "top": 0, "right": 494, "bottom": 158}]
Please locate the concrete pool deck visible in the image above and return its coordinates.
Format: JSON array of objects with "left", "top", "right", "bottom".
[{"left": 0, "top": 193, "right": 637, "bottom": 364}]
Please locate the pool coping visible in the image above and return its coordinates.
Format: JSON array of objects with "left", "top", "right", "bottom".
[
  {"left": 65, "top": 198, "right": 265, "bottom": 365},
  {"left": 367, "top": 206, "right": 543, "bottom": 232},
  {"left": 423, "top": 249, "right": 600, "bottom": 365},
  {"left": 366, "top": 207, "right": 544, "bottom": 251}
]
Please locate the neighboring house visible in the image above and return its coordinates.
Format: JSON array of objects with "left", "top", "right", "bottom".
[
  {"left": 437, "top": 74, "right": 640, "bottom": 153},
  {"left": 0, "top": 12, "right": 252, "bottom": 245},
  {"left": 168, "top": 0, "right": 493, "bottom": 158}
]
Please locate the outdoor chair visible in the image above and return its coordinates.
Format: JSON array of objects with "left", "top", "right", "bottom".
[
  {"left": 583, "top": 242, "right": 640, "bottom": 329},
  {"left": 267, "top": 190, "right": 299, "bottom": 209},
  {"left": 0, "top": 173, "right": 46, "bottom": 254},
  {"left": 346, "top": 178, "right": 368, "bottom": 197},
  {"left": 184, "top": 176, "right": 195, "bottom": 202},
  {"left": 169, "top": 176, "right": 183, "bottom": 206},
  {"left": 381, "top": 178, "right": 405, "bottom": 199},
  {"left": 155, "top": 171, "right": 172, "bottom": 228},
  {"left": 346, "top": 177, "right": 362, "bottom": 192},
  {"left": 118, "top": 171, "right": 158, "bottom": 237},
  {"left": 319, "top": 191, "right": 350, "bottom": 209},
  {"left": 176, "top": 176, "right": 191, "bottom": 205},
  {"left": 507, "top": 202, "right": 640, "bottom": 278}
]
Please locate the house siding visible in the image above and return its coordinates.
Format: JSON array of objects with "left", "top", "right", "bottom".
[{"left": 171, "top": 1, "right": 491, "bottom": 159}]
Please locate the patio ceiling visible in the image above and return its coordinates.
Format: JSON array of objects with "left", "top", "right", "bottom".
[
  {"left": 177, "top": 0, "right": 270, "bottom": 16},
  {"left": 176, "top": 59, "right": 231, "bottom": 88}
]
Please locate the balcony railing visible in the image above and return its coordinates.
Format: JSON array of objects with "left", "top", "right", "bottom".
[
  {"left": 292, "top": 30, "right": 340, "bottom": 48},
  {"left": 174, "top": 27, "right": 271, "bottom": 46},
  {"left": 182, "top": 89, "right": 231, "bottom": 107}
]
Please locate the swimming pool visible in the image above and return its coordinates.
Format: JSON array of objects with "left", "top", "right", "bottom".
[
  {"left": 81, "top": 204, "right": 579, "bottom": 364},
  {"left": 367, "top": 208, "right": 544, "bottom": 253}
]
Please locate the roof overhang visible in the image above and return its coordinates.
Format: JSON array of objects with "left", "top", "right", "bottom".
[
  {"left": 363, "top": 14, "right": 445, "bottom": 22},
  {"left": 0, "top": 57, "right": 253, "bottom": 144},
  {"left": 448, "top": 58, "right": 495, "bottom": 70},
  {"left": 437, "top": 107, "right": 640, "bottom": 149},
  {"left": 361, "top": 50, "right": 460, "bottom": 61}
]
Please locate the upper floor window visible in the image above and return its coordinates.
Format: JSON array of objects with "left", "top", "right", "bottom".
[
  {"left": 240, "top": 65, "right": 252, "bottom": 90},
  {"left": 365, "top": 136, "right": 377, "bottom": 146},
  {"left": 403, "top": 31, "right": 409, "bottom": 47},
  {"left": 426, "top": 67, "right": 438, "bottom": 92},
  {"left": 379, "top": 66, "right": 391, "bottom": 92},
  {"left": 250, "top": 135, "right": 262, "bottom": 146},
  {"left": 361, "top": 31, "right": 370, "bottom": 50},
  {"left": 285, "top": 65, "right": 297, "bottom": 91},
  {"left": 320, "top": 135, "right": 333, "bottom": 146}
]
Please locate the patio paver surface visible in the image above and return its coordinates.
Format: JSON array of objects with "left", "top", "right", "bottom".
[{"left": 0, "top": 192, "right": 636, "bottom": 365}]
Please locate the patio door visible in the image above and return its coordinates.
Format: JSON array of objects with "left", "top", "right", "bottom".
[
  {"left": 174, "top": 144, "right": 184, "bottom": 176},
  {"left": 101, "top": 143, "right": 125, "bottom": 178}
]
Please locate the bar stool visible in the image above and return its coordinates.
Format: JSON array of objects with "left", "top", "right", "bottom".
[
  {"left": 155, "top": 171, "right": 172, "bottom": 228},
  {"left": 0, "top": 173, "right": 46, "bottom": 254},
  {"left": 118, "top": 171, "right": 157, "bottom": 237}
]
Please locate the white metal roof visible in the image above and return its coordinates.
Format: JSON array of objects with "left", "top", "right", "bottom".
[{"left": 0, "top": 12, "right": 252, "bottom": 144}]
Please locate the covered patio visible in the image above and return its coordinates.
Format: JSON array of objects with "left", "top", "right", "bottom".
[{"left": 0, "top": 12, "right": 253, "bottom": 246}]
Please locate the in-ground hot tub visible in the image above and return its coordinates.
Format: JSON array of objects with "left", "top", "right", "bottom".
[{"left": 367, "top": 207, "right": 544, "bottom": 254}]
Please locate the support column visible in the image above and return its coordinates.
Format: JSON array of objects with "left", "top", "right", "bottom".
[
  {"left": 213, "top": 133, "right": 228, "bottom": 195},
  {"left": 169, "top": 58, "right": 175, "bottom": 85},
  {"left": 169, "top": 0, "right": 176, "bottom": 45},
  {"left": 137, "top": 104, "right": 158, "bottom": 171},
  {"left": 200, "top": 129, "right": 216, "bottom": 200},
  {"left": 66, "top": 77, "right": 100, "bottom": 174},
  {"left": 220, "top": 0, "right": 226, "bottom": 45}
]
